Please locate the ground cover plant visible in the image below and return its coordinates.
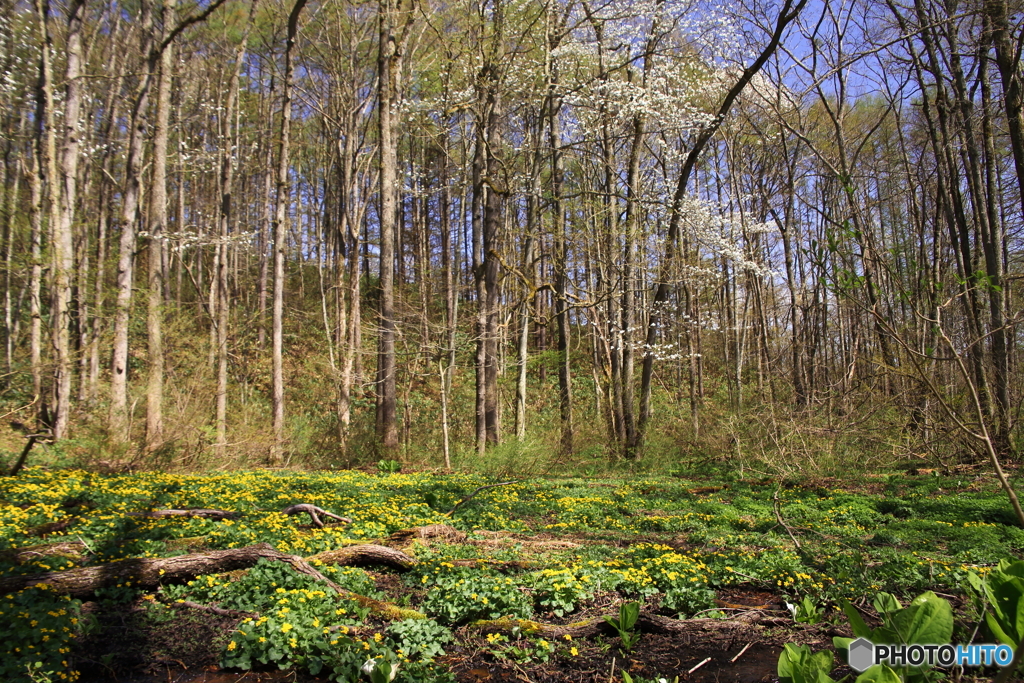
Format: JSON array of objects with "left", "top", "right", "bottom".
[{"left": 0, "top": 466, "right": 1022, "bottom": 682}]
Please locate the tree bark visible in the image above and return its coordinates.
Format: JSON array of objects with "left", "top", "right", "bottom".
[
  {"left": 110, "top": 0, "right": 155, "bottom": 443},
  {"left": 50, "top": 0, "right": 85, "bottom": 440},
  {"left": 0, "top": 542, "right": 415, "bottom": 599},
  {"left": 146, "top": 0, "right": 176, "bottom": 451},
  {"left": 375, "top": 0, "right": 417, "bottom": 454},
  {"left": 215, "top": 8, "right": 253, "bottom": 456},
  {"left": 271, "top": 0, "right": 308, "bottom": 464}
]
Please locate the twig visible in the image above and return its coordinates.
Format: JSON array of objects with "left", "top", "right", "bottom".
[
  {"left": 77, "top": 535, "right": 95, "bottom": 554},
  {"left": 689, "top": 607, "right": 758, "bottom": 618},
  {"left": 608, "top": 656, "right": 615, "bottom": 683},
  {"left": 8, "top": 434, "right": 42, "bottom": 477},
  {"left": 281, "top": 504, "right": 352, "bottom": 528},
  {"left": 173, "top": 600, "right": 255, "bottom": 619},
  {"left": 730, "top": 642, "right": 752, "bottom": 663},
  {"left": 446, "top": 481, "right": 519, "bottom": 517},
  {"left": 773, "top": 488, "right": 803, "bottom": 552},
  {"left": 687, "top": 657, "right": 712, "bottom": 674}
]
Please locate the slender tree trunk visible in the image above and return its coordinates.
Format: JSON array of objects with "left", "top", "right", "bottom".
[
  {"left": 215, "top": 12, "right": 252, "bottom": 456},
  {"left": 547, "top": 86, "right": 572, "bottom": 456},
  {"left": 110, "top": 0, "right": 155, "bottom": 444},
  {"left": 636, "top": 0, "right": 806, "bottom": 446},
  {"left": 376, "top": 0, "right": 416, "bottom": 454},
  {"left": 146, "top": 0, "right": 176, "bottom": 451},
  {"left": 271, "top": 0, "right": 308, "bottom": 464},
  {"left": 257, "top": 73, "right": 274, "bottom": 350},
  {"left": 3, "top": 119, "right": 22, "bottom": 382}
]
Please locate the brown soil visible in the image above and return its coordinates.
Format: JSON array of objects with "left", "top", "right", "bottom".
[{"left": 72, "top": 587, "right": 852, "bottom": 683}]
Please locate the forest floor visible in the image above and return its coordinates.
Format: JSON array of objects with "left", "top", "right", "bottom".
[{"left": 1, "top": 464, "right": 1018, "bottom": 682}]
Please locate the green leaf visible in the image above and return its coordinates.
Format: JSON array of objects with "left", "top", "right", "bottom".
[
  {"left": 778, "top": 643, "right": 835, "bottom": 683},
  {"left": 888, "top": 592, "right": 953, "bottom": 646},
  {"left": 872, "top": 593, "right": 901, "bottom": 616},
  {"left": 842, "top": 601, "right": 874, "bottom": 640},
  {"left": 985, "top": 562, "right": 1024, "bottom": 647},
  {"left": 620, "top": 602, "right": 640, "bottom": 631},
  {"left": 832, "top": 636, "right": 855, "bottom": 660},
  {"left": 854, "top": 665, "right": 902, "bottom": 683}
]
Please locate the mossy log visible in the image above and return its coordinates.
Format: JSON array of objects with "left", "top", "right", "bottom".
[
  {"left": 307, "top": 544, "right": 417, "bottom": 571},
  {"left": 0, "top": 542, "right": 415, "bottom": 604},
  {"left": 386, "top": 523, "right": 468, "bottom": 548},
  {"left": 0, "top": 539, "right": 90, "bottom": 565}
]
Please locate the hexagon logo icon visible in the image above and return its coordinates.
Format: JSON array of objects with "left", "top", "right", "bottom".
[{"left": 848, "top": 638, "right": 875, "bottom": 672}]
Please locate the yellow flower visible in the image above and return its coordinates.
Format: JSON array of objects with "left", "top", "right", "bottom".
[
  {"left": 281, "top": 623, "right": 293, "bottom": 633},
  {"left": 227, "top": 641, "right": 237, "bottom": 651},
  {"left": 570, "top": 647, "right": 579, "bottom": 656}
]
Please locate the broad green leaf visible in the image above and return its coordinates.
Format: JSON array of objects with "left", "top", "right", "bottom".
[
  {"left": 778, "top": 643, "right": 835, "bottom": 683},
  {"left": 833, "top": 637, "right": 856, "bottom": 650},
  {"left": 872, "top": 593, "right": 901, "bottom": 616},
  {"left": 620, "top": 602, "right": 640, "bottom": 631},
  {"left": 842, "top": 600, "right": 875, "bottom": 640},
  {"left": 888, "top": 592, "right": 953, "bottom": 646},
  {"left": 985, "top": 566, "right": 1024, "bottom": 647},
  {"left": 997, "top": 560, "right": 1024, "bottom": 578},
  {"left": 854, "top": 665, "right": 902, "bottom": 683},
  {"left": 986, "top": 610, "right": 1019, "bottom": 647}
]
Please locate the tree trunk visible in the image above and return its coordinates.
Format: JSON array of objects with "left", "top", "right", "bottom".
[
  {"left": 146, "top": 0, "right": 176, "bottom": 451},
  {"left": 0, "top": 543, "right": 416, "bottom": 599},
  {"left": 215, "top": 11, "right": 253, "bottom": 456},
  {"left": 110, "top": 0, "right": 155, "bottom": 444},
  {"left": 376, "top": 0, "right": 416, "bottom": 454},
  {"left": 271, "top": 0, "right": 308, "bottom": 464}
]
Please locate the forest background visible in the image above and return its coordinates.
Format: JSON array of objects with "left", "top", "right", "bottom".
[{"left": 1, "top": 0, "right": 1021, "bottom": 478}]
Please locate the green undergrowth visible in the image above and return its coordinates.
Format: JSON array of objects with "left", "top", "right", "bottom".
[{"left": 0, "top": 467, "right": 1021, "bottom": 681}]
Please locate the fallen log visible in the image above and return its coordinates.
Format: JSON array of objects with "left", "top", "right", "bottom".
[
  {"left": 0, "top": 543, "right": 306, "bottom": 598},
  {"left": 126, "top": 509, "right": 241, "bottom": 520},
  {"left": 307, "top": 544, "right": 416, "bottom": 571},
  {"left": 123, "top": 504, "right": 351, "bottom": 527},
  {"left": 26, "top": 517, "right": 78, "bottom": 537},
  {"left": 0, "top": 542, "right": 412, "bottom": 602},
  {"left": 0, "top": 539, "right": 90, "bottom": 565},
  {"left": 386, "top": 523, "right": 467, "bottom": 548}
]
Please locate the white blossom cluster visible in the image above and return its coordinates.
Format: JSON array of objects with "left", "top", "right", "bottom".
[{"left": 141, "top": 228, "right": 260, "bottom": 254}]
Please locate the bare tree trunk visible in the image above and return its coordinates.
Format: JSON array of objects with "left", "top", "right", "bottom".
[
  {"left": 481, "top": 100, "right": 504, "bottom": 449},
  {"left": 2, "top": 119, "right": 21, "bottom": 382},
  {"left": 28, "top": 114, "right": 44, "bottom": 416},
  {"left": 548, "top": 89, "right": 572, "bottom": 456},
  {"left": 146, "top": 0, "right": 176, "bottom": 451},
  {"left": 110, "top": 0, "right": 155, "bottom": 444},
  {"left": 271, "top": 0, "right": 308, "bottom": 464},
  {"left": 637, "top": 0, "right": 806, "bottom": 446},
  {"left": 30, "top": 0, "right": 61, "bottom": 431},
  {"left": 257, "top": 72, "right": 274, "bottom": 350},
  {"left": 376, "top": 0, "right": 417, "bottom": 454},
  {"left": 440, "top": 154, "right": 456, "bottom": 467},
  {"left": 215, "top": 10, "right": 253, "bottom": 456}
]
